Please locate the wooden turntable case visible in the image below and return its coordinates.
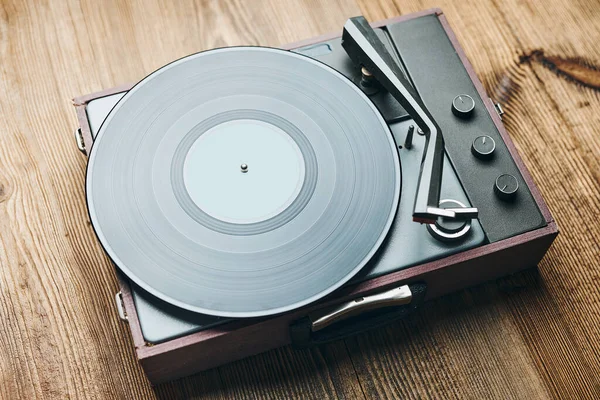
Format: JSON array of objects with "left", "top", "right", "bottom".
[{"left": 73, "top": 8, "right": 557, "bottom": 385}]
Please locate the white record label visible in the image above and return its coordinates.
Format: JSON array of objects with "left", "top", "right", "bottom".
[{"left": 183, "top": 119, "right": 305, "bottom": 224}]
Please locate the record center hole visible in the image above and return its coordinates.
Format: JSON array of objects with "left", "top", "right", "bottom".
[{"left": 240, "top": 163, "right": 248, "bottom": 173}]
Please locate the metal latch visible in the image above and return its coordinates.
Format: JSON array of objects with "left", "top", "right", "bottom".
[
  {"left": 490, "top": 98, "right": 505, "bottom": 120},
  {"left": 115, "top": 291, "right": 128, "bottom": 322},
  {"left": 74, "top": 127, "right": 86, "bottom": 154}
]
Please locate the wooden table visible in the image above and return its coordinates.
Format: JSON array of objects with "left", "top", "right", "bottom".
[{"left": 0, "top": 0, "right": 599, "bottom": 398}]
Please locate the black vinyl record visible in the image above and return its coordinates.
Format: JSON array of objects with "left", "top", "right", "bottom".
[{"left": 86, "top": 47, "right": 401, "bottom": 317}]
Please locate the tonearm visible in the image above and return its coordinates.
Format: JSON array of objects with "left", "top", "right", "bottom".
[{"left": 342, "top": 16, "right": 478, "bottom": 224}]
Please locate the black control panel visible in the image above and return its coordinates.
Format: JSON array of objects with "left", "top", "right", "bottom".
[
  {"left": 385, "top": 15, "right": 545, "bottom": 242},
  {"left": 294, "top": 16, "right": 545, "bottom": 243}
]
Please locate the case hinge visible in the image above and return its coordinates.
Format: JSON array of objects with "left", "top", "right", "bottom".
[
  {"left": 74, "top": 127, "right": 86, "bottom": 154},
  {"left": 115, "top": 291, "right": 128, "bottom": 322},
  {"left": 491, "top": 98, "right": 505, "bottom": 120}
]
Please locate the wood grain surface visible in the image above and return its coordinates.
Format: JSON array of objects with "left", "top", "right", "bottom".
[{"left": 0, "top": 0, "right": 598, "bottom": 398}]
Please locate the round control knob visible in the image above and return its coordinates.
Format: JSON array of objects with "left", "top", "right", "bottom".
[
  {"left": 471, "top": 135, "right": 496, "bottom": 160},
  {"left": 427, "top": 199, "right": 472, "bottom": 242},
  {"left": 494, "top": 174, "right": 519, "bottom": 201},
  {"left": 452, "top": 94, "right": 475, "bottom": 118}
]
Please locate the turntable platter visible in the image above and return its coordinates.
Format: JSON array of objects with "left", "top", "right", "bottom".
[{"left": 86, "top": 47, "right": 401, "bottom": 317}]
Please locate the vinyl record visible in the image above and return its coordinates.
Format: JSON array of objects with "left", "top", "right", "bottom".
[{"left": 86, "top": 47, "right": 401, "bottom": 317}]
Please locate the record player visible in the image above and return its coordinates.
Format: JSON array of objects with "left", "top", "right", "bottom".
[{"left": 72, "top": 9, "right": 557, "bottom": 384}]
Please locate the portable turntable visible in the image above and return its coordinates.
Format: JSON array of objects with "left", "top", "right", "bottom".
[{"left": 72, "top": 9, "right": 557, "bottom": 384}]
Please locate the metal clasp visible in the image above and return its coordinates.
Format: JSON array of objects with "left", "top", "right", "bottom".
[
  {"left": 115, "top": 291, "right": 128, "bottom": 322},
  {"left": 74, "top": 127, "right": 86, "bottom": 154},
  {"left": 490, "top": 98, "right": 505, "bottom": 120}
]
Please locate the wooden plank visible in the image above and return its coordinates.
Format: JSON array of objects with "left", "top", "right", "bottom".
[{"left": 0, "top": 0, "right": 598, "bottom": 398}]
